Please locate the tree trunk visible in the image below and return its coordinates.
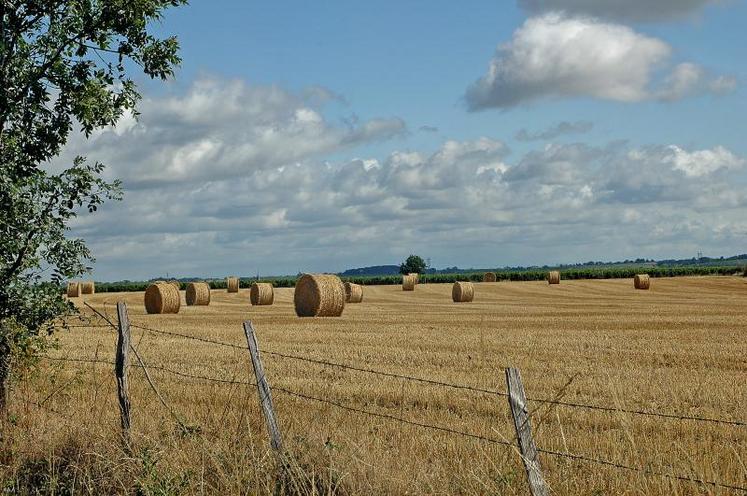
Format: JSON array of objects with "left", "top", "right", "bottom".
[{"left": 0, "top": 334, "right": 10, "bottom": 414}]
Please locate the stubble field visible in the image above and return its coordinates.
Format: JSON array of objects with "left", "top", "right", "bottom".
[{"left": 3, "top": 276, "right": 746, "bottom": 495}]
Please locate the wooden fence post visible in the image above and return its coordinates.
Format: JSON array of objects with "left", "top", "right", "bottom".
[
  {"left": 115, "top": 301, "right": 132, "bottom": 442},
  {"left": 505, "top": 367, "right": 549, "bottom": 496},
  {"left": 243, "top": 321, "right": 283, "bottom": 455}
]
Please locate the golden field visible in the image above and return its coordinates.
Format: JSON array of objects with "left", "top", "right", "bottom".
[{"left": 2, "top": 276, "right": 746, "bottom": 495}]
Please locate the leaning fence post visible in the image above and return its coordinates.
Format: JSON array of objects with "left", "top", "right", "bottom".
[
  {"left": 505, "top": 367, "right": 549, "bottom": 496},
  {"left": 115, "top": 301, "right": 132, "bottom": 443},
  {"left": 243, "top": 321, "right": 284, "bottom": 456}
]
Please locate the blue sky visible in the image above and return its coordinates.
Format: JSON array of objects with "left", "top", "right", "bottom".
[
  {"left": 61, "top": 0, "right": 747, "bottom": 280},
  {"left": 149, "top": 0, "right": 746, "bottom": 155}
]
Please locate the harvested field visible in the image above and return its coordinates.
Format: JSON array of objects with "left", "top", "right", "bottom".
[{"left": 5, "top": 276, "right": 747, "bottom": 494}]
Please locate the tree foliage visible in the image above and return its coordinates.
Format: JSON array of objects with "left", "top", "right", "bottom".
[
  {"left": 0, "top": 0, "right": 186, "bottom": 410},
  {"left": 399, "top": 254, "right": 427, "bottom": 275}
]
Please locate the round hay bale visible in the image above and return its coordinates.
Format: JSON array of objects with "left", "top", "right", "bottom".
[
  {"left": 66, "top": 282, "right": 80, "bottom": 298},
  {"left": 80, "top": 280, "right": 95, "bottom": 294},
  {"left": 344, "top": 282, "right": 363, "bottom": 303},
  {"left": 227, "top": 276, "right": 240, "bottom": 293},
  {"left": 294, "top": 274, "right": 345, "bottom": 317},
  {"left": 168, "top": 280, "right": 181, "bottom": 292},
  {"left": 452, "top": 281, "right": 474, "bottom": 302},
  {"left": 634, "top": 274, "right": 651, "bottom": 290},
  {"left": 250, "top": 283, "right": 274, "bottom": 305},
  {"left": 402, "top": 274, "right": 417, "bottom": 291},
  {"left": 547, "top": 271, "right": 561, "bottom": 285},
  {"left": 144, "top": 282, "right": 181, "bottom": 314},
  {"left": 186, "top": 282, "right": 211, "bottom": 306},
  {"left": 483, "top": 272, "right": 497, "bottom": 283}
]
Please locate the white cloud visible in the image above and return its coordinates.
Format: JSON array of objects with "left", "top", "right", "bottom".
[
  {"left": 517, "top": 0, "right": 722, "bottom": 22},
  {"left": 54, "top": 76, "right": 406, "bottom": 186},
  {"left": 709, "top": 75, "right": 738, "bottom": 94},
  {"left": 665, "top": 145, "right": 745, "bottom": 177},
  {"left": 466, "top": 14, "right": 735, "bottom": 110},
  {"left": 658, "top": 63, "right": 705, "bottom": 101},
  {"left": 72, "top": 140, "right": 747, "bottom": 278},
  {"left": 57, "top": 77, "right": 747, "bottom": 278},
  {"left": 657, "top": 63, "right": 736, "bottom": 101}
]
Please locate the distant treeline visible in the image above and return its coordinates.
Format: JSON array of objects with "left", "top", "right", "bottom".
[
  {"left": 89, "top": 265, "right": 744, "bottom": 293},
  {"left": 341, "top": 265, "right": 742, "bottom": 285},
  {"left": 340, "top": 254, "right": 747, "bottom": 277}
]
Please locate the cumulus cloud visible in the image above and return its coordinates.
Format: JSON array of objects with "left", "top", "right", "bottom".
[
  {"left": 657, "top": 63, "right": 737, "bottom": 101},
  {"left": 517, "top": 0, "right": 721, "bottom": 22},
  {"left": 465, "top": 14, "right": 735, "bottom": 110},
  {"left": 69, "top": 137, "right": 516, "bottom": 278},
  {"left": 54, "top": 77, "right": 406, "bottom": 187},
  {"left": 57, "top": 77, "right": 747, "bottom": 279},
  {"left": 515, "top": 120, "right": 593, "bottom": 141},
  {"left": 663, "top": 145, "right": 745, "bottom": 177},
  {"left": 68, "top": 141, "right": 747, "bottom": 278}
]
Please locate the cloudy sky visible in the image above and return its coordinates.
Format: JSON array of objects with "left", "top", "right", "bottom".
[{"left": 59, "top": 0, "right": 747, "bottom": 280}]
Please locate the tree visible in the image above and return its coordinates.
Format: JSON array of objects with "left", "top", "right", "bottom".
[
  {"left": 399, "top": 254, "right": 427, "bottom": 275},
  {"left": 0, "top": 0, "right": 187, "bottom": 412}
]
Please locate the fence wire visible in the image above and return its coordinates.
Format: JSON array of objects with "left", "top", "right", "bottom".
[
  {"left": 40, "top": 353, "right": 747, "bottom": 493},
  {"left": 536, "top": 447, "right": 747, "bottom": 492},
  {"left": 127, "top": 320, "right": 746, "bottom": 428},
  {"left": 59, "top": 305, "right": 747, "bottom": 492},
  {"left": 42, "top": 355, "right": 254, "bottom": 386}
]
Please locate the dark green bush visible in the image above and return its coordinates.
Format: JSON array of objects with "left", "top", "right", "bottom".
[{"left": 77, "top": 265, "right": 739, "bottom": 293}]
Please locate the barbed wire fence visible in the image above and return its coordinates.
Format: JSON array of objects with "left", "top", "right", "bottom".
[
  {"left": 122, "top": 320, "right": 745, "bottom": 428},
  {"left": 33, "top": 302, "right": 747, "bottom": 494}
]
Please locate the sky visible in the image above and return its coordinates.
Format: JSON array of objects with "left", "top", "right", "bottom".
[{"left": 58, "top": 0, "right": 747, "bottom": 280}]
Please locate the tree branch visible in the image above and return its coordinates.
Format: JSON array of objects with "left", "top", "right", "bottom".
[{"left": 0, "top": 186, "right": 57, "bottom": 285}]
